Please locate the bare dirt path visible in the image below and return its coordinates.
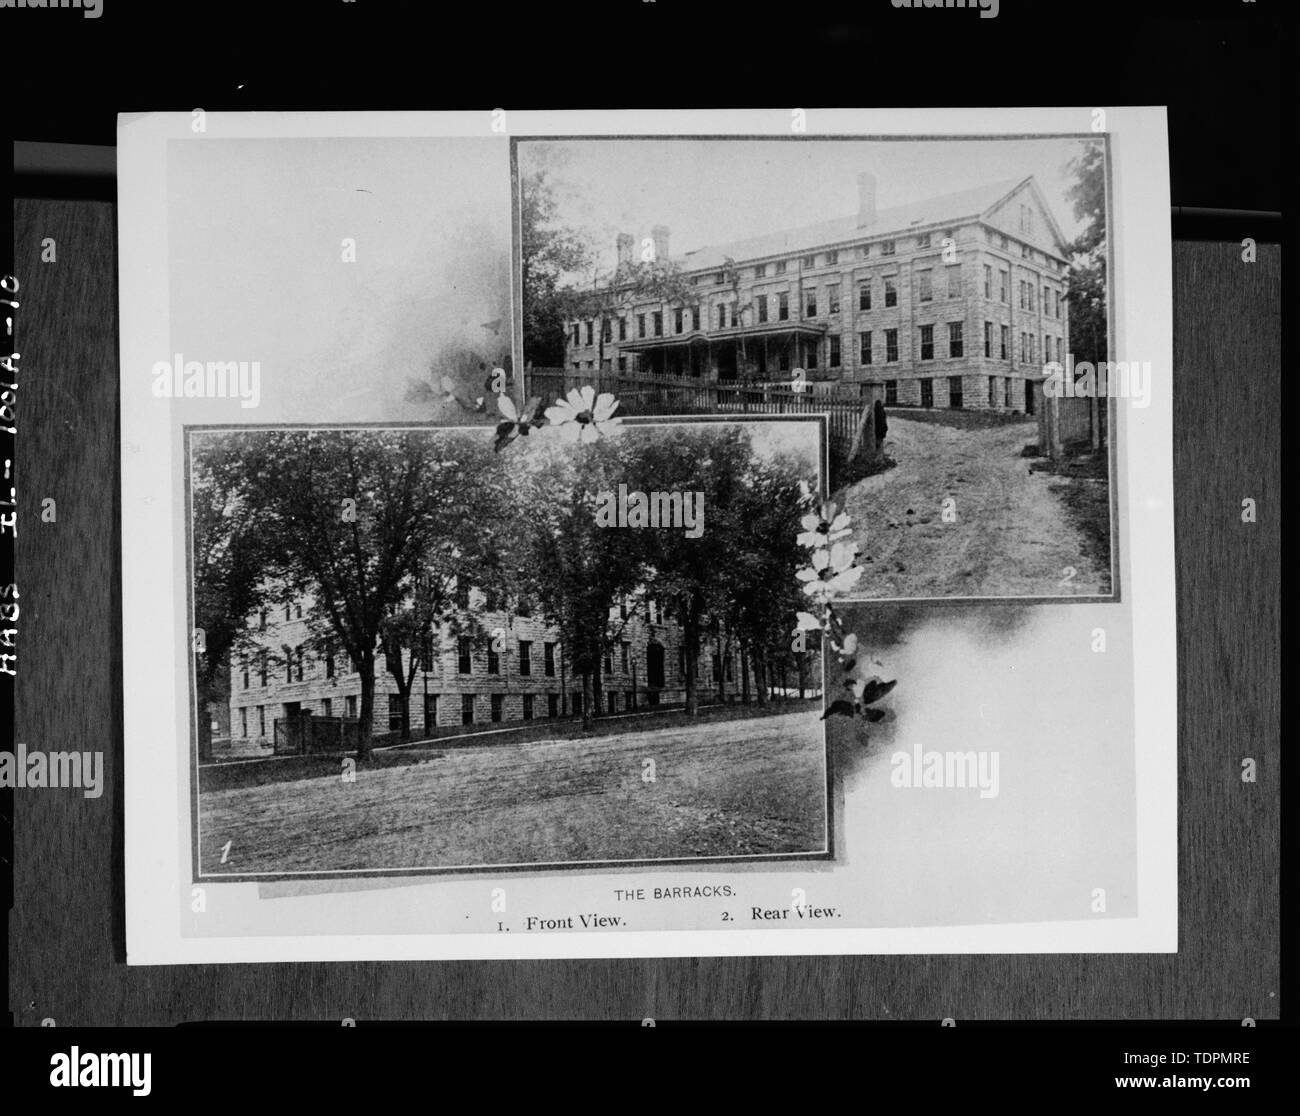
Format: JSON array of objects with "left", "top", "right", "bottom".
[
  {"left": 198, "top": 710, "right": 827, "bottom": 874},
  {"left": 839, "top": 416, "right": 1110, "bottom": 599}
]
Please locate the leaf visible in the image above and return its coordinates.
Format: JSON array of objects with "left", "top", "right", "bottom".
[
  {"left": 860, "top": 678, "right": 897, "bottom": 704},
  {"left": 861, "top": 706, "right": 887, "bottom": 723},
  {"left": 820, "top": 699, "right": 855, "bottom": 721}
]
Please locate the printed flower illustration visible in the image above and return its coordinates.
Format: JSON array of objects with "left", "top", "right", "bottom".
[
  {"left": 799, "top": 541, "right": 863, "bottom": 603},
  {"left": 544, "top": 386, "right": 622, "bottom": 443},
  {"left": 796, "top": 500, "right": 852, "bottom": 549},
  {"left": 494, "top": 393, "right": 547, "bottom": 451}
]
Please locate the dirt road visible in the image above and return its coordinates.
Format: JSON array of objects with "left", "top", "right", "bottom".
[
  {"left": 839, "top": 416, "right": 1111, "bottom": 598},
  {"left": 198, "top": 710, "right": 827, "bottom": 874}
]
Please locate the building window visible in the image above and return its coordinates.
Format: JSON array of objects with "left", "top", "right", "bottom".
[
  {"left": 829, "top": 335, "right": 841, "bottom": 368},
  {"left": 827, "top": 283, "right": 840, "bottom": 314},
  {"left": 344, "top": 695, "right": 356, "bottom": 719},
  {"left": 999, "top": 270, "right": 1009, "bottom": 303},
  {"left": 917, "top": 271, "right": 932, "bottom": 302},
  {"left": 601, "top": 319, "right": 612, "bottom": 343},
  {"left": 949, "top": 376, "right": 964, "bottom": 409},
  {"left": 775, "top": 260, "right": 787, "bottom": 275},
  {"left": 716, "top": 272, "right": 726, "bottom": 285},
  {"left": 618, "top": 317, "right": 627, "bottom": 341},
  {"left": 754, "top": 263, "right": 767, "bottom": 278},
  {"left": 717, "top": 303, "right": 727, "bottom": 329},
  {"left": 881, "top": 240, "right": 895, "bottom": 256},
  {"left": 618, "top": 356, "right": 627, "bottom": 372},
  {"left": 778, "top": 293, "right": 789, "bottom": 321},
  {"left": 241, "top": 657, "right": 249, "bottom": 689},
  {"left": 885, "top": 379, "right": 898, "bottom": 405},
  {"left": 258, "top": 705, "right": 266, "bottom": 736},
  {"left": 462, "top": 694, "right": 474, "bottom": 725},
  {"left": 388, "top": 695, "right": 405, "bottom": 732},
  {"left": 1021, "top": 243, "right": 1030, "bottom": 259},
  {"left": 490, "top": 694, "right": 504, "bottom": 722},
  {"left": 859, "top": 331, "right": 872, "bottom": 365},
  {"left": 518, "top": 640, "right": 532, "bottom": 677},
  {"left": 948, "top": 322, "right": 963, "bottom": 358},
  {"left": 806, "top": 341, "right": 818, "bottom": 370},
  {"left": 1018, "top": 280, "right": 1027, "bottom": 310},
  {"left": 801, "top": 254, "right": 816, "bottom": 268},
  {"left": 885, "top": 329, "right": 899, "bottom": 363},
  {"left": 757, "top": 294, "right": 768, "bottom": 323},
  {"left": 804, "top": 290, "right": 817, "bottom": 317},
  {"left": 603, "top": 647, "right": 614, "bottom": 675},
  {"left": 920, "top": 378, "right": 934, "bottom": 408},
  {"left": 825, "top": 249, "right": 838, "bottom": 265},
  {"left": 487, "top": 642, "right": 500, "bottom": 675},
  {"left": 547, "top": 693, "right": 559, "bottom": 718},
  {"left": 258, "top": 610, "right": 267, "bottom": 631},
  {"left": 988, "top": 375, "right": 996, "bottom": 406},
  {"left": 259, "top": 650, "right": 268, "bottom": 687},
  {"left": 999, "top": 233, "right": 1008, "bottom": 250},
  {"left": 652, "top": 311, "right": 663, "bottom": 337},
  {"left": 571, "top": 362, "right": 579, "bottom": 371},
  {"left": 947, "top": 265, "right": 961, "bottom": 298},
  {"left": 240, "top": 707, "right": 248, "bottom": 737},
  {"left": 637, "top": 314, "right": 646, "bottom": 339},
  {"left": 884, "top": 277, "right": 897, "bottom": 307},
  {"left": 920, "top": 324, "right": 934, "bottom": 361},
  {"left": 544, "top": 642, "right": 556, "bottom": 677},
  {"left": 983, "top": 265, "right": 992, "bottom": 299},
  {"left": 1028, "top": 283, "right": 1036, "bottom": 313},
  {"left": 457, "top": 636, "right": 472, "bottom": 674},
  {"left": 424, "top": 694, "right": 436, "bottom": 729},
  {"left": 858, "top": 282, "right": 871, "bottom": 311},
  {"left": 584, "top": 321, "right": 593, "bottom": 346},
  {"left": 572, "top": 693, "right": 584, "bottom": 716},
  {"left": 1000, "top": 324, "right": 1009, "bottom": 360},
  {"left": 674, "top": 308, "right": 684, "bottom": 334},
  {"left": 620, "top": 641, "right": 630, "bottom": 673},
  {"left": 984, "top": 321, "right": 992, "bottom": 358},
  {"left": 1044, "top": 335, "right": 1052, "bottom": 364},
  {"left": 1004, "top": 377, "right": 1011, "bottom": 407},
  {"left": 917, "top": 232, "right": 931, "bottom": 249},
  {"left": 522, "top": 694, "right": 534, "bottom": 721},
  {"left": 284, "top": 648, "right": 293, "bottom": 683}
]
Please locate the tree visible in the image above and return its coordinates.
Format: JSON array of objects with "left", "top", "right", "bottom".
[
  {"left": 215, "top": 429, "right": 504, "bottom": 760},
  {"left": 1063, "top": 141, "right": 1108, "bottom": 370},
  {"left": 629, "top": 425, "right": 758, "bottom": 714},
  {"left": 520, "top": 157, "right": 593, "bottom": 367},
  {"left": 510, "top": 435, "right": 650, "bottom": 730},
  {"left": 191, "top": 439, "right": 278, "bottom": 762}
]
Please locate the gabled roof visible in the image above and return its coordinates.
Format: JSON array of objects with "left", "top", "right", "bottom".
[{"left": 675, "top": 176, "right": 1040, "bottom": 272}]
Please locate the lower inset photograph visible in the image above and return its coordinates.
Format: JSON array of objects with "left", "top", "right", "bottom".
[{"left": 187, "top": 415, "right": 831, "bottom": 879}]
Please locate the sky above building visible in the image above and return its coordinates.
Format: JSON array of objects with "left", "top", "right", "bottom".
[{"left": 520, "top": 136, "right": 1102, "bottom": 285}]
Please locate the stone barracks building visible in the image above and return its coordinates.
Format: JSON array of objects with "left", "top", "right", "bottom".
[
  {"left": 228, "top": 588, "right": 760, "bottom": 748},
  {"left": 563, "top": 174, "right": 1071, "bottom": 414}
]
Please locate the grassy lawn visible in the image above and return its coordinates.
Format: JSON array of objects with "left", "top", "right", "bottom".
[{"left": 198, "top": 708, "right": 828, "bottom": 874}]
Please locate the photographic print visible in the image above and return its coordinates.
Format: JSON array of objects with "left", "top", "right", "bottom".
[
  {"left": 189, "top": 417, "right": 830, "bottom": 878},
  {"left": 517, "top": 135, "right": 1117, "bottom": 601},
  {"left": 118, "top": 108, "right": 1175, "bottom": 963}
]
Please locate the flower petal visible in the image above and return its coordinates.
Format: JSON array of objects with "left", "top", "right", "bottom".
[{"left": 498, "top": 394, "right": 518, "bottom": 421}]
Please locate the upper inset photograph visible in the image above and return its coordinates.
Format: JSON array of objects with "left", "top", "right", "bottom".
[{"left": 515, "top": 136, "right": 1117, "bottom": 601}]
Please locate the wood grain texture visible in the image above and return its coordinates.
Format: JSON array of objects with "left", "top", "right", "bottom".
[{"left": 7, "top": 205, "right": 1280, "bottom": 1023}]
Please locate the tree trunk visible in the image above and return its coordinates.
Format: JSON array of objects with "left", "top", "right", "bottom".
[
  {"left": 357, "top": 647, "right": 375, "bottom": 761},
  {"left": 683, "top": 598, "right": 701, "bottom": 716},
  {"left": 581, "top": 669, "right": 594, "bottom": 732},
  {"left": 385, "top": 645, "right": 415, "bottom": 743},
  {"left": 197, "top": 708, "right": 214, "bottom": 763},
  {"left": 754, "top": 647, "right": 768, "bottom": 706},
  {"left": 741, "top": 644, "right": 751, "bottom": 705},
  {"left": 798, "top": 653, "right": 806, "bottom": 700}
]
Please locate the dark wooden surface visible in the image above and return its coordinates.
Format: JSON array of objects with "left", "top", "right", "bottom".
[{"left": 7, "top": 200, "right": 1280, "bottom": 1023}]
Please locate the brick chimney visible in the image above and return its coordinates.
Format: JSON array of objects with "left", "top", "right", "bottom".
[
  {"left": 650, "top": 224, "right": 670, "bottom": 263},
  {"left": 857, "top": 172, "right": 877, "bottom": 227},
  {"left": 616, "top": 232, "right": 634, "bottom": 268}
]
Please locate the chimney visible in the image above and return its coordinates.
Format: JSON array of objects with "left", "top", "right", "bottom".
[
  {"left": 650, "top": 224, "right": 670, "bottom": 263},
  {"left": 857, "top": 172, "right": 877, "bottom": 227},
  {"left": 616, "top": 232, "right": 634, "bottom": 268}
]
